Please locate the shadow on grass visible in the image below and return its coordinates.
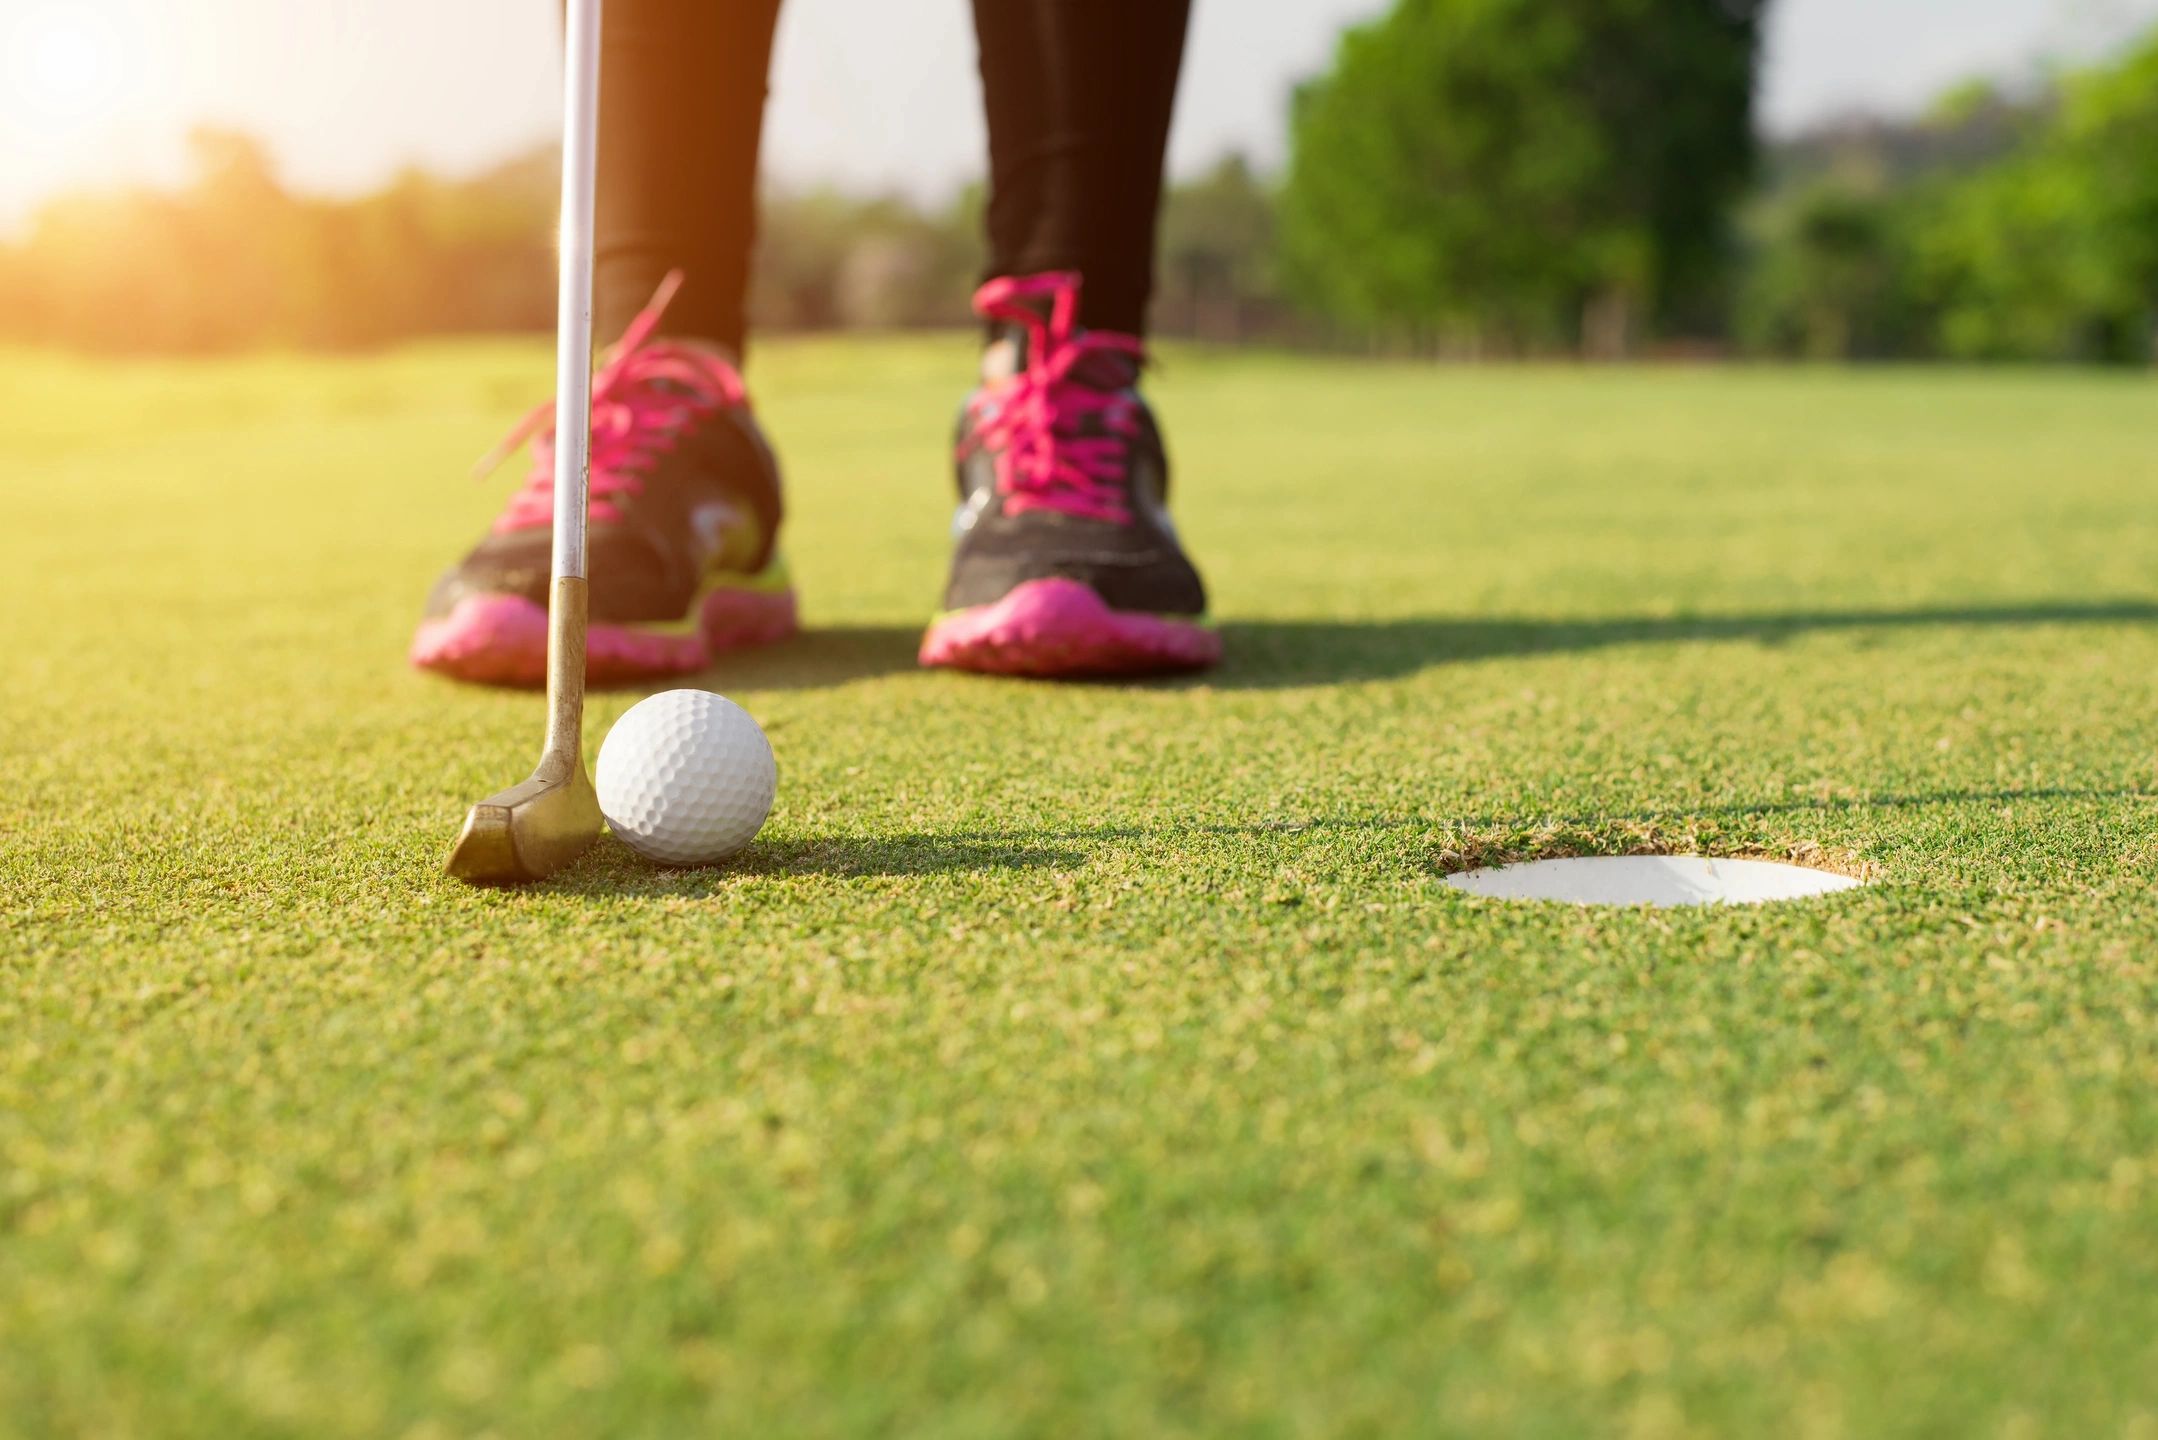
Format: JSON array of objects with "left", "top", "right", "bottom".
[
  {"left": 544, "top": 784, "right": 2140, "bottom": 895},
  {"left": 553, "top": 830, "right": 1084, "bottom": 894},
  {"left": 674, "top": 625, "right": 922, "bottom": 693},
  {"left": 1205, "top": 599, "right": 2158, "bottom": 689},
  {"left": 925, "top": 785, "right": 2146, "bottom": 848},
  {"left": 604, "top": 599, "right": 2158, "bottom": 694}
]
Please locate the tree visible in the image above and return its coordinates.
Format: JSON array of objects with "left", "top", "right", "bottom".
[
  {"left": 1280, "top": 0, "right": 1766, "bottom": 352},
  {"left": 1911, "top": 31, "right": 2158, "bottom": 363},
  {"left": 1157, "top": 154, "right": 1278, "bottom": 341},
  {"left": 751, "top": 188, "right": 978, "bottom": 331},
  {"left": 1737, "top": 182, "right": 1919, "bottom": 359}
]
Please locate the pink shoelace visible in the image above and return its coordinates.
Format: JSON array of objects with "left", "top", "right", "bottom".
[
  {"left": 476, "top": 270, "right": 747, "bottom": 532},
  {"left": 964, "top": 272, "right": 1144, "bottom": 525}
]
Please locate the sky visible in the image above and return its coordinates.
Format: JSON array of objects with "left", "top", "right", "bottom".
[{"left": 3, "top": 0, "right": 2157, "bottom": 234}]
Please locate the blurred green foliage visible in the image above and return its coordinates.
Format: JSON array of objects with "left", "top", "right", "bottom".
[
  {"left": 1156, "top": 155, "right": 1281, "bottom": 343},
  {"left": 1278, "top": 0, "right": 1765, "bottom": 354},
  {"left": 1919, "top": 37, "right": 2158, "bottom": 363},
  {"left": 1743, "top": 33, "right": 2158, "bottom": 363}
]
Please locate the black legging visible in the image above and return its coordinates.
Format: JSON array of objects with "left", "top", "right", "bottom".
[{"left": 592, "top": 0, "right": 1191, "bottom": 352}]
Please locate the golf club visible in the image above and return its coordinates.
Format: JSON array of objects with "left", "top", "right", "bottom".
[{"left": 444, "top": 0, "right": 606, "bottom": 884}]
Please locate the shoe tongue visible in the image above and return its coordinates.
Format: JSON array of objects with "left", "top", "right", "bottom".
[
  {"left": 984, "top": 326, "right": 1140, "bottom": 391},
  {"left": 1070, "top": 346, "right": 1140, "bottom": 390}
]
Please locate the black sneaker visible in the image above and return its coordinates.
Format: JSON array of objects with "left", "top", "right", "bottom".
[
  {"left": 918, "top": 271, "right": 1219, "bottom": 677},
  {"left": 410, "top": 272, "right": 794, "bottom": 687}
]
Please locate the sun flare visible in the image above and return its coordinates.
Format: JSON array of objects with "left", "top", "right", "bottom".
[{"left": 3, "top": 4, "right": 135, "bottom": 135}]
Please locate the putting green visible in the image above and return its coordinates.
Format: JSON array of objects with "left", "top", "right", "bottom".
[{"left": 5, "top": 339, "right": 2157, "bottom": 1435}]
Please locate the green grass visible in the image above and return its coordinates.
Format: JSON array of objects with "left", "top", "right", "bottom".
[{"left": 5, "top": 336, "right": 2157, "bottom": 1438}]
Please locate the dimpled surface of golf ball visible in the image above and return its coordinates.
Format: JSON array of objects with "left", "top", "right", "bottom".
[{"left": 596, "top": 689, "right": 777, "bottom": 865}]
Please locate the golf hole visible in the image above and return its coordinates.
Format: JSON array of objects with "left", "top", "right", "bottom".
[{"left": 1443, "top": 855, "right": 1861, "bottom": 908}]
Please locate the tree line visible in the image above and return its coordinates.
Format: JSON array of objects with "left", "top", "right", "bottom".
[
  {"left": 1737, "top": 53, "right": 2158, "bottom": 363},
  {"left": 1278, "top": 0, "right": 2158, "bottom": 363},
  {"left": 2, "top": 0, "right": 2152, "bottom": 363}
]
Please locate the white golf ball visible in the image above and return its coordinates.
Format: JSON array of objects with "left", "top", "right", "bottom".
[{"left": 596, "top": 689, "right": 777, "bottom": 866}]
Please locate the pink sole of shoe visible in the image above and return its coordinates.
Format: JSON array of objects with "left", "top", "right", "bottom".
[
  {"left": 410, "top": 585, "right": 799, "bottom": 688},
  {"left": 918, "top": 577, "right": 1221, "bottom": 678}
]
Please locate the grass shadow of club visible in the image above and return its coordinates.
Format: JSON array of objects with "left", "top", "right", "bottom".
[
  {"left": 537, "top": 782, "right": 2137, "bottom": 895},
  {"left": 927, "top": 784, "right": 2144, "bottom": 847},
  {"left": 551, "top": 830, "right": 1086, "bottom": 894}
]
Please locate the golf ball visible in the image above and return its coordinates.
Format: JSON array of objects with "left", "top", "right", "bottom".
[{"left": 596, "top": 689, "right": 777, "bottom": 866}]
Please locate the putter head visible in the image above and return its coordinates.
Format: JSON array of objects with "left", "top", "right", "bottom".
[
  {"left": 445, "top": 576, "right": 600, "bottom": 886},
  {"left": 445, "top": 749, "right": 602, "bottom": 884}
]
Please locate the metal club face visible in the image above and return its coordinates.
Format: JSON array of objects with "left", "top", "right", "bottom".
[
  {"left": 445, "top": 578, "right": 603, "bottom": 884},
  {"left": 444, "top": 757, "right": 603, "bottom": 884},
  {"left": 446, "top": 0, "right": 606, "bottom": 886}
]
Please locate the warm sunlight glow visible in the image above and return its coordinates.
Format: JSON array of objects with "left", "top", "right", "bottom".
[
  {"left": 0, "top": 1, "right": 155, "bottom": 230},
  {"left": 3, "top": 6, "right": 133, "bottom": 133}
]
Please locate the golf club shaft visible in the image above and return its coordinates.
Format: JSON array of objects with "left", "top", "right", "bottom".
[{"left": 546, "top": 0, "right": 603, "bottom": 759}]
